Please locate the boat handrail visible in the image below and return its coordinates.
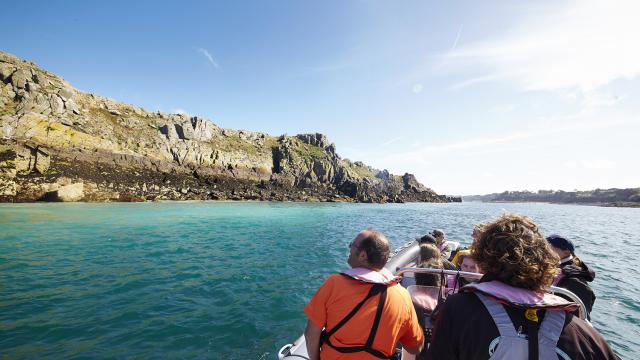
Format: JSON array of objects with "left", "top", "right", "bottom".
[{"left": 395, "top": 267, "right": 588, "bottom": 320}]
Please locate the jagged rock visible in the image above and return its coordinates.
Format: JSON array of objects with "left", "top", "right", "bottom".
[
  {"left": 64, "top": 98, "right": 79, "bottom": 113},
  {"left": 0, "top": 63, "right": 16, "bottom": 81},
  {"left": 11, "top": 69, "right": 30, "bottom": 89},
  {"left": 33, "top": 147, "right": 50, "bottom": 174},
  {"left": 402, "top": 173, "right": 427, "bottom": 192},
  {"left": 50, "top": 95, "right": 65, "bottom": 114},
  {"left": 297, "top": 133, "right": 330, "bottom": 149},
  {"left": 58, "top": 87, "right": 74, "bottom": 101}
]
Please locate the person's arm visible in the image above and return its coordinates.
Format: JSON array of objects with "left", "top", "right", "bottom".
[
  {"left": 399, "top": 296, "right": 425, "bottom": 356},
  {"left": 403, "top": 337, "right": 424, "bottom": 355},
  {"left": 304, "top": 320, "right": 323, "bottom": 360}
]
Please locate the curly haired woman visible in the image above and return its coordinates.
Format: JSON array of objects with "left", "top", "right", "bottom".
[{"left": 426, "top": 213, "right": 618, "bottom": 360}]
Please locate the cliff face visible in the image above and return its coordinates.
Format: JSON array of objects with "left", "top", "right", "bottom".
[{"left": 0, "top": 51, "right": 448, "bottom": 203}]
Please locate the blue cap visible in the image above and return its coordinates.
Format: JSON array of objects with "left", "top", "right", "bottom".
[{"left": 546, "top": 234, "right": 575, "bottom": 253}]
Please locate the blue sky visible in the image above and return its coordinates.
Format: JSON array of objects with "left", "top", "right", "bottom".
[{"left": 3, "top": 0, "right": 639, "bottom": 195}]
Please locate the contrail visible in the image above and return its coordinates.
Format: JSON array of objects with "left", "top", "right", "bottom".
[
  {"left": 451, "top": 24, "right": 463, "bottom": 50},
  {"left": 197, "top": 48, "right": 219, "bottom": 68}
]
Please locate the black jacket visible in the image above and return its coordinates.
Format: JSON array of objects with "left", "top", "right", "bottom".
[
  {"left": 426, "top": 278, "right": 618, "bottom": 360},
  {"left": 557, "top": 259, "right": 596, "bottom": 319}
]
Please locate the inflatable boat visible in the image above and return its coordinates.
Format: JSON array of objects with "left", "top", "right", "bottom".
[{"left": 276, "top": 240, "right": 588, "bottom": 360}]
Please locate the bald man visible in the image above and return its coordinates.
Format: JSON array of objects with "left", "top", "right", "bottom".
[{"left": 304, "top": 230, "right": 424, "bottom": 360}]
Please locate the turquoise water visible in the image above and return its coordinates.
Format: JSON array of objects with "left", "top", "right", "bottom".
[{"left": 1, "top": 202, "right": 638, "bottom": 359}]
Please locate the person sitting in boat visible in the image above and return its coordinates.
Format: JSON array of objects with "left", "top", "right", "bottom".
[
  {"left": 416, "top": 246, "right": 444, "bottom": 288},
  {"left": 547, "top": 234, "right": 596, "bottom": 319},
  {"left": 304, "top": 229, "right": 424, "bottom": 360},
  {"left": 427, "top": 213, "right": 618, "bottom": 360},
  {"left": 430, "top": 229, "right": 452, "bottom": 259},
  {"left": 448, "top": 250, "right": 479, "bottom": 289},
  {"left": 418, "top": 235, "right": 457, "bottom": 270},
  {"left": 412, "top": 256, "right": 444, "bottom": 360}
]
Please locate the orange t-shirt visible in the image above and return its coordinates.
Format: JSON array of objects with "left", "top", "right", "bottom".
[{"left": 304, "top": 274, "right": 424, "bottom": 359}]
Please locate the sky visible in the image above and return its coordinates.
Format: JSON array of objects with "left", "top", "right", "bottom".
[{"left": 2, "top": 0, "right": 639, "bottom": 195}]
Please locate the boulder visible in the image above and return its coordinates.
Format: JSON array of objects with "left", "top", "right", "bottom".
[
  {"left": 10, "top": 69, "right": 30, "bottom": 89},
  {"left": 0, "top": 63, "right": 16, "bottom": 81},
  {"left": 50, "top": 183, "right": 85, "bottom": 202},
  {"left": 33, "top": 148, "right": 50, "bottom": 174},
  {"left": 50, "top": 95, "right": 65, "bottom": 114},
  {"left": 58, "top": 87, "right": 74, "bottom": 101}
]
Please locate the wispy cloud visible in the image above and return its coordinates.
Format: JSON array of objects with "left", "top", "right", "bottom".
[
  {"left": 197, "top": 48, "right": 219, "bottom": 68},
  {"left": 381, "top": 136, "right": 403, "bottom": 147},
  {"left": 451, "top": 24, "right": 463, "bottom": 50},
  {"left": 442, "top": 0, "right": 640, "bottom": 92}
]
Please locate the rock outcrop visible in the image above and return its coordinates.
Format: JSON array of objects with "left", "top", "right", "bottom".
[{"left": 0, "top": 51, "right": 449, "bottom": 203}]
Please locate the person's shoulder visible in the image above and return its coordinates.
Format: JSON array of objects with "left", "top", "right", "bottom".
[
  {"left": 323, "top": 273, "right": 351, "bottom": 287},
  {"left": 444, "top": 291, "right": 481, "bottom": 307},
  {"left": 388, "top": 282, "right": 412, "bottom": 301},
  {"left": 559, "top": 314, "right": 618, "bottom": 359}
]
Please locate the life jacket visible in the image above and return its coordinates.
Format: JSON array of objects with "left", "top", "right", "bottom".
[
  {"left": 462, "top": 281, "right": 578, "bottom": 360},
  {"left": 320, "top": 267, "right": 401, "bottom": 359}
]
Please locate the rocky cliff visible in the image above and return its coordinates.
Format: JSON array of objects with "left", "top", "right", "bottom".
[{"left": 0, "top": 51, "right": 448, "bottom": 203}]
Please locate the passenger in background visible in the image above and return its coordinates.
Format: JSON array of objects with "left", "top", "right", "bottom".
[
  {"left": 547, "top": 234, "right": 597, "bottom": 319},
  {"left": 416, "top": 245, "right": 444, "bottom": 287},
  {"left": 448, "top": 249, "right": 480, "bottom": 289},
  {"left": 418, "top": 236, "right": 457, "bottom": 270},
  {"left": 413, "top": 250, "right": 445, "bottom": 360},
  {"left": 430, "top": 229, "right": 452, "bottom": 259}
]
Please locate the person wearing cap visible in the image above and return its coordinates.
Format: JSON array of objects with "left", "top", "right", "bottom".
[{"left": 547, "top": 234, "right": 597, "bottom": 319}]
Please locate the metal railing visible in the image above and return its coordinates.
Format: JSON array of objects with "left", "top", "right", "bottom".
[{"left": 395, "top": 267, "right": 588, "bottom": 320}]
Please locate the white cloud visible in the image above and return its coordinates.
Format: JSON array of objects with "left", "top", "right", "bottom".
[
  {"left": 172, "top": 108, "right": 188, "bottom": 115},
  {"left": 412, "top": 83, "right": 423, "bottom": 93},
  {"left": 196, "top": 48, "right": 219, "bottom": 68},
  {"left": 490, "top": 104, "right": 516, "bottom": 114},
  {"left": 443, "top": 0, "right": 640, "bottom": 92}
]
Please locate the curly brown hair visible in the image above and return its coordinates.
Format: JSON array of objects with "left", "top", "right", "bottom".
[{"left": 471, "top": 213, "right": 560, "bottom": 292}]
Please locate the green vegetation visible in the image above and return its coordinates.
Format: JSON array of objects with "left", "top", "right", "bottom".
[
  {"left": 293, "top": 140, "right": 328, "bottom": 160},
  {"left": 88, "top": 106, "right": 119, "bottom": 125},
  {"left": 351, "top": 164, "right": 377, "bottom": 179}
]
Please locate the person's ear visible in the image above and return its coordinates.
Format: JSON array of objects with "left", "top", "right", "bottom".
[{"left": 358, "top": 249, "right": 368, "bottom": 263}]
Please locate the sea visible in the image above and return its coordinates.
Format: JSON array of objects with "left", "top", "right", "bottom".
[{"left": 1, "top": 202, "right": 638, "bottom": 359}]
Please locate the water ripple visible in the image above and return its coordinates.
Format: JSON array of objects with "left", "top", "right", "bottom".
[{"left": 1, "top": 202, "right": 638, "bottom": 358}]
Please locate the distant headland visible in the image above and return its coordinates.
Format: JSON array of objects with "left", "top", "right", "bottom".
[
  {"left": 463, "top": 188, "right": 640, "bottom": 208},
  {"left": 0, "top": 51, "right": 458, "bottom": 204}
]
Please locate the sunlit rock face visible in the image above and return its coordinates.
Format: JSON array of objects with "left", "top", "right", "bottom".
[{"left": 0, "top": 51, "right": 449, "bottom": 203}]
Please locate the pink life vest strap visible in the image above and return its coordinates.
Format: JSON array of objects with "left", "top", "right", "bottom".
[
  {"left": 341, "top": 267, "right": 401, "bottom": 285},
  {"left": 463, "top": 280, "right": 579, "bottom": 312}
]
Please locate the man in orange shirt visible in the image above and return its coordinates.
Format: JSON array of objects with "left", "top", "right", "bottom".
[{"left": 304, "top": 229, "right": 424, "bottom": 360}]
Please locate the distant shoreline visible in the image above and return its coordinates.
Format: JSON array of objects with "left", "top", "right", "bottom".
[
  {"left": 1, "top": 199, "right": 639, "bottom": 208},
  {"left": 463, "top": 200, "right": 640, "bottom": 209}
]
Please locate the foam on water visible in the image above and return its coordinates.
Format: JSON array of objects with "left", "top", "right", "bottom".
[{"left": 1, "top": 202, "right": 638, "bottom": 358}]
